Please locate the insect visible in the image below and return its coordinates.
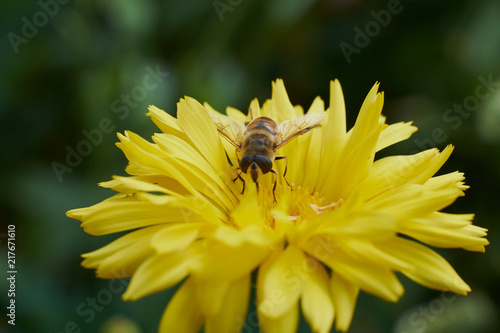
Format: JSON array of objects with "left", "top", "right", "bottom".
[{"left": 210, "top": 110, "right": 325, "bottom": 200}]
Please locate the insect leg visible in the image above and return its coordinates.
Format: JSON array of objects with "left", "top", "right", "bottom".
[
  {"left": 231, "top": 149, "right": 246, "bottom": 194},
  {"left": 270, "top": 169, "right": 278, "bottom": 202},
  {"left": 275, "top": 156, "right": 292, "bottom": 190},
  {"left": 232, "top": 168, "right": 246, "bottom": 194}
]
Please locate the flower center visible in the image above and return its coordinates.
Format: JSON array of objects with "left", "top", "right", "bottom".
[{"left": 258, "top": 185, "right": 343, "bottom": 229}]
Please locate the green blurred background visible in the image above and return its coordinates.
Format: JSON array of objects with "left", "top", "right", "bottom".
[{"left": 1, "top": 0, "right": 499, "bottom": 332}]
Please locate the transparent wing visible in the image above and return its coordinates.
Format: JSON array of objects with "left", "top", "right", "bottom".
[
  {"left": 275, "top": 112, "right": 326, "bottom": 149},
  {"left": 209, "top": 112, "right": 246, "bottom": 148}
]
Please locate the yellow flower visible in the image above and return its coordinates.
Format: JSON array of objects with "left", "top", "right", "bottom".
[{"left": 67, "top": 79, "right": 489, "bottom": 333}]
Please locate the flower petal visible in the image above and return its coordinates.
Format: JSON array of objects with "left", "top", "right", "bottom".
[
  {"left": 304, "top": 238, "right": 404, "bottom": 302},
  {"left": 116, "top": 131, "right": 196, "bottom": 193},
  {"left": 331, "top": 273, "right": 359, "bottom": 332},
  {"left": 257, "top": 246, "right": 305, "bottom": 318},
  {"left": 159, "top": 278, "right": 203, "bottom": 333},
  {"left": 226, "top": 106, "right": 248, "bottom": 123},
  {"left": 316, "top": 80, "right": 347, "bottom": 191},
  {"left": 205, "top": 274, "right": 251, "bottom": 333},
  {"left": 302, "top": 119, "right": 325, "bottom": 191},
  {"left": 319, "top": 89, "right": 385, "bottom": 201},
  {"left": 177, "top": 97, "right": 227, "bottom": 174},
  {"left": 301, "top": 260, "right": 335, "bottom": 333},
  {"left": 411, "top": 144, "right": 454, "bottom": 184},
  {"left": 375, "top": 121, "right": 417, "bottom": 152},
  {"left": 123, "top": 244, "right": 201, "bottom": 301},
  {"left": 367, "top": 184, "right": 465, "bottom": 220},
  {"left": 270, "top": 79, "right": 296, "bottom": 123},
  {"left": 316, "top": 210, "right": 396, "bottom": 241},
  {"left": 362, "top": 148, "right": 442, "bottom": 200},
  {"left": 259, "top": 303, "right": 299, "bottom": 333},
  {"left": 192, "top": 241, "right": 271, "bottom": 282},
  {"left": 398, "top": 217, "right": 489, "bottom": 251},
  {"left": 147, "top": 105, "right": 190, "bottom": 142},
  {"left": 81, "top": 225, "right": 165, "bottom": 278},
  {"left": 341, "top": 239, "right": 414, "bottom": 272},
  {"left": 99, "top": 175, "right": 183, "bottom": 197},
  {"left": 153, "top": 132, "right": 239, "bottom": 208},
  {"left": 151, "top": 223, "right": 205, "bottom": 253},
  {"left": 377, "top": 238, "right": 471, "bottom": 295},
  {"left": 195, "top": 279, "right": 230, "bottom": 317},
  {"left": 68, "top": 194, "right": 218, "bottom": 235}
]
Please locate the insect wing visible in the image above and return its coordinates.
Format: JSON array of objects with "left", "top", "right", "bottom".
[
  {"left": 209, "top": 112, "right": 246, "bottom": 148},
  {"left": 275, "top": 112, "right": 325, "bottom": 149}
]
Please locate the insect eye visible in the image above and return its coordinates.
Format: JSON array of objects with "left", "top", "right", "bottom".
[{"left": 254, "top": 155, "right": 272, "bottom": 174}]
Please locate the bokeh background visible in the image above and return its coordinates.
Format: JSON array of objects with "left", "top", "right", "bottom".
[{"left": 1, "top": 0, "right": 499, "bottom": 332}]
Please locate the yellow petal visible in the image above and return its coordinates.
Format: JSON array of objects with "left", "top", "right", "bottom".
[
  {"left": 330, "top": 273, "right": 359, "bottom": 332},
  {"left": 192, "top": 241, "right": 271, "bottom": 282},
  {"left": 257, "top": 246, "right": 305, "bottom": 318},
  {"left": 341, "top": 239, "right": 414, "bottom": 272},
  {"left": 159, "top": 278, "right": 203, "bottom": 333},
  {"left": 316, "top": 210, "right": 396, "bottom": 241},
  {"left": 301, "top": 261, "right": 335, "bottom": 333},
  {"left": 177, "top": 97, "right": 227, "bottom": 173},
  {"left": 153, "top": 132, "right": 239, "bottom": 208},
  {"left": 304, "top": 239, "right": 404, "bottom": 302},
  {"left": 275, "top": 130, "right": 302, "bottom": 187},
  {"left": 205, "top": 274, "right": 251, "bottom": 333},
  {"left": 203, "top": 102, "right": 244, "bottom": 167},
  {"left": 99, "top": 175, "right": 182, "bottom": 197},
  {"left": 231, "top": 185, "right": 264, "bottom": 229},
  {"left": 259, "top": 303, "right": 299, "bottom": 333},
  {"left": 319, "top": 89, "right": 384, "bottom": 200},
  {"left": 411, "top": 144, "right": 454, "bottom": 184},
  {"left": 425, "top": 212, "right": 475, "bottom": 228},
  {"left": 376, "top": 121, "right": 418, "bottom": 152},
  {"left": 302, "top": 119, "right": 324, "bottom": 191},
  {"left": 146, "top": 105, "right": 190, "bottom": 143},
  {"left": 424, "top": 171, "right": 468, "bottom": 191},
  {"left": 377, "top": 238, "right": 471, "bottom": 295},
  {"left": 212, "top": 224, "right": 246, "bottom": 247},
  {"left": 275, "top": 98, "right": 323, "bottom": 186},
  {"left": 367, "top": 184, "right": 464, "bottom": 220},
  {"left": 81, "top": 225, "right": 165, "bottom": 278},
  {"left": 316, "top": 80, "right": 346, "bottom": 191},
  {"left": 358, "top": 82, "right": 381, "bottom": 117},
  {"left": 122, "top": 247, "right": 198, "bottom": 301},
  {"left": 116, "top": 131, "right": 196, "bottom": 194},
  {"left": 325, "top": 79, "right": 347, "bottom": 150},
  {"left": 151, "top": 223, "right": 204, "bottom": 253},
  {"left": 68, "top": 194, "right": 217, "bottom": 235},
  {"left": 270, "top": 79, "right": 296, "bottom": 123},
  {"left": 362, "top": 148, "right": 441, "bottom": 200},
  {"left": 240, "top": 224, "right": 282, "bottom": 246},
  {"left": 261, "top": 98, "right": 272, "bottom": 117},
  {"left": 195, "top": 279, "right": 230, "bottom": 317},
  {"left": 226, "top": 106, "right": 248, "bottom": 123},
  {"left": 398, "top": 218, "right": 489, "bottom": 251}
]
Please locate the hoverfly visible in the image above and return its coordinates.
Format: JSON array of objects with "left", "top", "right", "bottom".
[{"left": 209, "top": 110, "right": 325, "bottom": 200}]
